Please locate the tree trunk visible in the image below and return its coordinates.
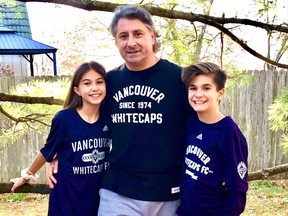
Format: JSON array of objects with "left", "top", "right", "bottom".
[
  {"left": 248, "top": 163, "right": 288, "bottom": 181},
  {"left": 1, "top": 163, "right": 288, "bottom": 194},
  {"left": 0, "top": 183, "right": 50, "bottom": 194},
  {"left": 0, "top": 93, "right": 63, "bottom": 105}
]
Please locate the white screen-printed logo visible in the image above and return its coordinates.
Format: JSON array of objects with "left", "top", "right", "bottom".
[
  {"left": 237, "top": 161, "right": 248, "bottom": 179},
  {"left": 82, "top": 149, "right": 105, "bottom": 164},
  {"left": 171, "top": 186, "right": 180, "bottom": 194}
]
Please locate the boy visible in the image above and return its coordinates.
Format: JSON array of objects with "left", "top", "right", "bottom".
[{"left": 177, "top": 62, "right": 248, "bottom": 216}]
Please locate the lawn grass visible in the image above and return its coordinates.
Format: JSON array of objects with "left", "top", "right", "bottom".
[
  {"left": 243, "top": 180, "right": 288, "bottom": 216},
  {"left": 0, "top": 180, "right": 287, "bottom": 215}
]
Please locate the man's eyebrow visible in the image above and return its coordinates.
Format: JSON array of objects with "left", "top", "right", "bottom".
[
  {"left": 133, "top": 29, "right": 143, "bottom": 32},
  {"left": 119, "top": 29, "right": 143, "bottom": 34},
  {"left": 118, "top": 31, "right": 127, "bottom": 35}
]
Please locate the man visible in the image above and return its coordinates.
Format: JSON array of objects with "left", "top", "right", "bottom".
[
  {"left": 49, "top": 5, "right": 193, "bottom": 216},
  {"left": 98, "top": 5, "right": 193, "bottom": 215}
]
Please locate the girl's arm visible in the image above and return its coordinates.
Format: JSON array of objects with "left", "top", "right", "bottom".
[{"left": 10, "top": 152, "right": 46, "bottom": 193}]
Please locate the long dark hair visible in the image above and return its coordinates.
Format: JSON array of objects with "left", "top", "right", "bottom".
[{"left": 64, "top": 61, "right": 106, "bottom": 109}]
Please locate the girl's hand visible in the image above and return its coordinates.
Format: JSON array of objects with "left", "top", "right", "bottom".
[
  {"left": 48, "top": 158, "right": 58, "bottom": 189},
  {"left": 10, "top": 177, "right": 29, "bottom": 193}
]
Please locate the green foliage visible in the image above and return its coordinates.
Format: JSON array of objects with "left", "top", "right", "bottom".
[
  {"left": 0, "top": 193, "right": 28, "bottom": 202},
  {"left": 157, "top": 0, "right": 208, "bottom": 66},
  {"left": 158, "top": 0, "right": 244, "bottom": 73},
  {"left": 249, "top": 180, "right": 288, "bottom": 196},
  {"left": 0, "top": 77, "right": 70, "bottom": 148},
  {"left": 251, "top": 180, "right": 274, "bottom": 188},
  {"left": 268, "top": 88, "right": 288, "bottom": 131},
  {"left": 0, "top": 0, "right": 16, "bottom": 7},
  {"left": 268, "top": 88, "right": 288, "bottom": 153},
  {"left": 160, "top": 18, "right": 198, "bottom": 66},
  {"left": 253, "top": 0, "right": 277, "bottom": 20},
  {"left": 280, "top": 133, "right": 288, "bottom": 154},
  {"left": 159, "top": 1, "right": 215, "bottom": 65},
  {"left": 224, "top": 65, "right": 254, "bottom": 90}
]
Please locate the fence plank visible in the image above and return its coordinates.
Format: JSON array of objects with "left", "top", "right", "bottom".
[
  {"left": 221, "top": 69, "right": 288, "bottom": 175},
  {"left": 1, "top": 70, "right": 288, "bottom": 183}
]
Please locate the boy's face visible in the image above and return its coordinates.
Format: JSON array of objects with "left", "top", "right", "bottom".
[
  {"left": 188, "top": 75, "right": 224, "bottom": 114},
  {"left": 114, "top": 18, "right": 156, "bottom": 70}
]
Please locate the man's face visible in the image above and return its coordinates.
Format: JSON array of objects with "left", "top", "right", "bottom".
[{"left": 115, "top": 18, "right": 156, "bottom": 71}]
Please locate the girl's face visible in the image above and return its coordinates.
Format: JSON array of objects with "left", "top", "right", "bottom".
[
  {"left": 188, "top": 75, "right": 224, "bottom": 114},
  {"left": 73, "top": 69, "right": 106, "bottom": 107}
]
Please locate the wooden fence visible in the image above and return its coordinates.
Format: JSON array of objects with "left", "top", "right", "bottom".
[
  {"left": 220, "top": 69, "right": 288, "bottom": 174},
  {"left": 1, "top": 69, "right": 288, "bottom": 184},
  {"left": 0, "top": 76, "right": 60, "bottom": 184}
]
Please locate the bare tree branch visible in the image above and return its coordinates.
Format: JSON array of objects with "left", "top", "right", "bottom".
[
  {"left": 0, "top": 93, "right": 64, "bottom": 105},
  {"left": 0, "top": 93, "right": 63, "bottom": 123},
  {"left": 198, "top": 19, "right": 288, "bottom": 69},
  {"left": 17, "top": 1, "right": 288, "bottom": 33},
  {"left": 16, "top": 0, "right": 288, "bottom": 69},
  {"left": 0, "top": 105, "right": 18, "bottom": 122},
  {"left": 0, "top": 104, "right": 52, "bottom": 126}
]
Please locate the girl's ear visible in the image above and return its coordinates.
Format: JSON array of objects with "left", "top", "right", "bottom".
[{"left": 73, "top": 86, "right": 80, "bottom": 96}]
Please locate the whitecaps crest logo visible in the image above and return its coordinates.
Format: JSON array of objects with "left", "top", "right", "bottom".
[
  {"left": 237, "top": 161, "right": 247, "bottom": 179},
  {"left": 82, "top": 149, "right": 105, "bottom": 164}
]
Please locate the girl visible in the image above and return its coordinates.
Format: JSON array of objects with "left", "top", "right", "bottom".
[{"left": 10, "top": 61, "right": 110, "bottom": 216}]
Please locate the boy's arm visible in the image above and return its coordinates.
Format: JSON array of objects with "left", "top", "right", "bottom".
[
  {"left": 222, "top": 130, "right": 248, "bottom": 215},
  {"left": 223, "top": 191, "right": 247, "bottom": 216}
]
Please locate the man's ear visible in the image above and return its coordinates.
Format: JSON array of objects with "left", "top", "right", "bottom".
[{"left": 151, "top": 30, "right": 156, "bottom": 45}]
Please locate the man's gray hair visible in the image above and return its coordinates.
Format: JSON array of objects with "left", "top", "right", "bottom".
[{"left": 109, "top": 5, "right": 161, "bottom": 52}]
